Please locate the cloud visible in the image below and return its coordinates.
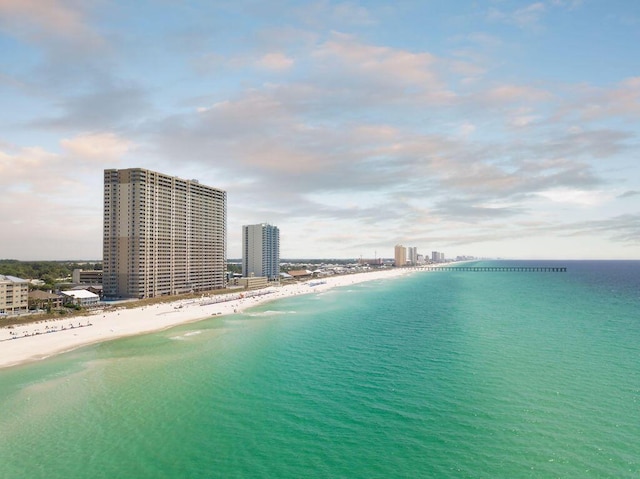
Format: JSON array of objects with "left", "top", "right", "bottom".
[
  {"left": 0, "top": 132, "right": 133, "bottom": 259},
  {"left": 32, "top": 85, "right": 152, "bottom": 130},
  {"left": 558, "top": 214, "right": 640, "bottom": 244},
  {"left": 313, "top": 32, "right": 441, "bottom": 88},
  {"left": 534, "top": 128, "right": 633, "bottom": 159},
  {"left": 0, "top": 0, "right": 103, "bottom": 49},
  {"left": 0, "top": 132, "right": 132, "bottom": 190},
  {"left": 550, "top": 0, "right": 583, "bottom": 9},
  {"left": 60, "top": 132, "right": 133, "bottom": 161},
  {"left": 483, "top": 84, "right": 552, "bottom": 104},
  {"left": 457, "top": 121, "right": 476, "bottom": 136},
  {"left": 0, "top": 145, "right": 63, "bottom": 194},
  {"left": 488, "top": 2, "right": 547, "bottom": 29},
  {"left": 508, "top": 108, "right": 540, "bottom": 127},
  {"left": 432, "top": 197, "right": 526, "bottom": 220},
  {"left": 148, "top": 84, "right": 617, "bottom": 236},
  {"left": 0, "top": 0, "right": 116, "bottom": 94},
  {"left": 3, "top": 3, "right": 638, "bottom": 261},
  {"left": 618, "top": 190, "right": 640, "bottom": 199},
  {"left": 536, "top": 188, "right": 610, "bottom": 206},
  {"left": 302, "top": 32, "right": 456, "bottom": 106},
  {"left": 293, "top": 1, "right": 377, "bottom": 28},
  {"left": 572, "top": 77, "right": 640, "bottom": 121},
  {"left": 130, "top": 24, "right": 639, "bottom": 258},
  {"left": 257, "top": 52, "right": 295, "bottom": 70}
]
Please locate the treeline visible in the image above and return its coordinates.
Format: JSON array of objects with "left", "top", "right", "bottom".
[
  {"left": 280, "top": 258, "right": 357, "bottom": 264},
  {"left": 0, "top": 260, "right": 102, "bottom": 288}
]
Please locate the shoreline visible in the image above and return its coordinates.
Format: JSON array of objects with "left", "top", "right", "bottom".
[{"left": 0, "top": 267, "right": 418, "bottom": 370}]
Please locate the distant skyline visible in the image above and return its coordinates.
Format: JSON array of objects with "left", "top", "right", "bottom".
[{"left": 1, "top": 0, "right": 639, "bottom": 260}]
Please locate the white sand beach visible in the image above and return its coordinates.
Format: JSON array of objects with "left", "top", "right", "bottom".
[{"left": 0, "top": 267, "right": 416, "bottom": 369}]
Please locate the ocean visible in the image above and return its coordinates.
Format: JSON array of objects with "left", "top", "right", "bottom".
[{"left": 1, "top": 260, "right": 639, "bottom": 478}]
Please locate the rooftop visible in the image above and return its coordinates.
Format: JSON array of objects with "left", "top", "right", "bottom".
[{"left": 0, "top": 275, "right": 28, "bottom": 284}]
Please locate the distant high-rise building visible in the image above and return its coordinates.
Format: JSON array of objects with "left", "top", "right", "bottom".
[
  {"left": 431, "top": 251, "right": 445, "bottom": 263},
  {"left": 407, "top": 246, "right": 418, "bottom": 265},
  {"left": 242, "top": 223, "right": 280, "bottom": 280},
  {"left": 103, "top": 168, "right": 227, "bottom": 299},
  {"left": 394, "top": 244, "right": 407, "bottom": 267}
]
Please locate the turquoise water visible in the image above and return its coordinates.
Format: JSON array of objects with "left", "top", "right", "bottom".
[{"left": 1, "top": 261, "right": 639, "bottom": 478}]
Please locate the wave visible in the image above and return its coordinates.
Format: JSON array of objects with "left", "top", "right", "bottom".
[
  {"left": 246, "top": 310, "right": 297, "bottom": 317},
  {"left": 169, "top": 330, "right": 202, "bottom": 340}
]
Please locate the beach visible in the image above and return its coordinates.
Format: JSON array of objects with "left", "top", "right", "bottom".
[{"left": 0, "top": 267, "right": 412, "bottom": 369}]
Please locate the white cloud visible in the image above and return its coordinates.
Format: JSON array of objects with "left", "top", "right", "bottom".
[
  {"left": 488, "top": 2, "right": 547, "bottom": 29},
  {"left": 550, "top": 0, "right": 583, "bottom": 9},
  {"left": 457, "top": 121, "right": 476, "bottom": 136},
  {"left": 1, "top": 2, "right": 638, "bottom": 260},
  {"left": 0, "top": 131, "right": 134, "bottom": 258},
  {"left": 61, "top": 132, "right": 133, "bottom": 161},
  {"left": 575, "top": 77, "right": 640, "bottom": 120},
  {"left": 257, "top": 52, "right": 295, "bottom": 71},
  {"left": 0, "top": 0, "right": 103, "bottom": 48},
  {"left": 537, "top": 188, "right": 610, "bottom": 206},
  {"left": 294, "top": 1, "right": 376, "bottom": 28},
  {"left": 312, "top": 32, "right": 443, "bottom": 89},
  {"left": 483, "top": 84, "right": 552, "bottom": 104}
]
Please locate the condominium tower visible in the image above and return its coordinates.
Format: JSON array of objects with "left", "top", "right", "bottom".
[
  {"left": 394, "top": 244, "right": 407, "bottom": 267},
  {"left": 242, "top": 223, "right": 280, "bottom": 281},
  {"left": 431, "top": 251, "right": 445, "bottom": 263},
  {"left": 0, "top": 275, "right": 28, "bottom": 314},
  {"left": 407, "top": 246, "right": 418, "bottom": 266},
  {"left": 103, "top": 168, "right": 227, "bottom": 299}
]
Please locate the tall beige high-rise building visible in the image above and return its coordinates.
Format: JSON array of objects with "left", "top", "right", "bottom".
[
  {"left": 103, "top": 168, "right": 227, "bottom": 299},
  {"left": 394, "top": 244, "right": 407, "bottom": 267}
]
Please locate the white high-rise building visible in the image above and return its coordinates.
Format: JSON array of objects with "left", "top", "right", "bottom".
[
  {"left": 431, "top": 251, "right": 446, "bottom": 263},
  {"left": 242, "top": 223, "right": 280, "bottom": 281},
  {"left": 407, "top": 246, "right": 418, "bottom": 265},
  {"left": 103, "top": 168, "right": 227, "bottom": 299}
]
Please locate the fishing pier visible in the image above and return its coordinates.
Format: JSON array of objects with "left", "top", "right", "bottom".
[{"left": 420, "top": 266, "right": 567, "bottom": 272}]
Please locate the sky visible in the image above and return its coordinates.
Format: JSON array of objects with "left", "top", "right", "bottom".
[{"left": 1, "top": 0, "right": 639, "bottom": 261}]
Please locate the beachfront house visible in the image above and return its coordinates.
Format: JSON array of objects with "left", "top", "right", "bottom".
[
  {"left": 28, "top": 290, "right": 63, "bottom": 310},
  {"left": 60, "top": 290, "right": 100, "bottom": 308},
  {"left": 287, "top": 270, "right": 314, "bottom": 281}
]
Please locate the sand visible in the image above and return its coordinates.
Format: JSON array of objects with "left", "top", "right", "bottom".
[{"left": 0, "top": 268, "right": 416, "bottom": 369}]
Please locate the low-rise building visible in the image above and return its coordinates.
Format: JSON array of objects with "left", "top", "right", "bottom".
[
  {"left": 60, "top": 290, "right": 100, "bottom": 307},
  {"left": 72, "top": 269, "right": 103, "bottom": 284},
  {"left": 70, "top": 284, "right": 103, "bottom": 298},
  {"left": 0, "top": 275, "right": 29, "bottom": 315},
  {"left": 235, "top": 276, "right": 269, "bottom": 290},
  {"left": 287, "top": 269, "right": 314, "bottom": 280},
  {"left": 28, "top": 290, "right": 63, "bottom": 310}
]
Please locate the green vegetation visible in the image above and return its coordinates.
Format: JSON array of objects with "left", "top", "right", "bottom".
[
  {"left": 226, "top": 263, "right": 242, "bottom": 275},
  {"left": 0, "top": 260, "right": 102, "bottom": 290}
]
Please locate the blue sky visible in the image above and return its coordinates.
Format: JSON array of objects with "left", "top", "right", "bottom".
[{"left": 1, "top": 0, "right": 639, "bottom": 260}]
